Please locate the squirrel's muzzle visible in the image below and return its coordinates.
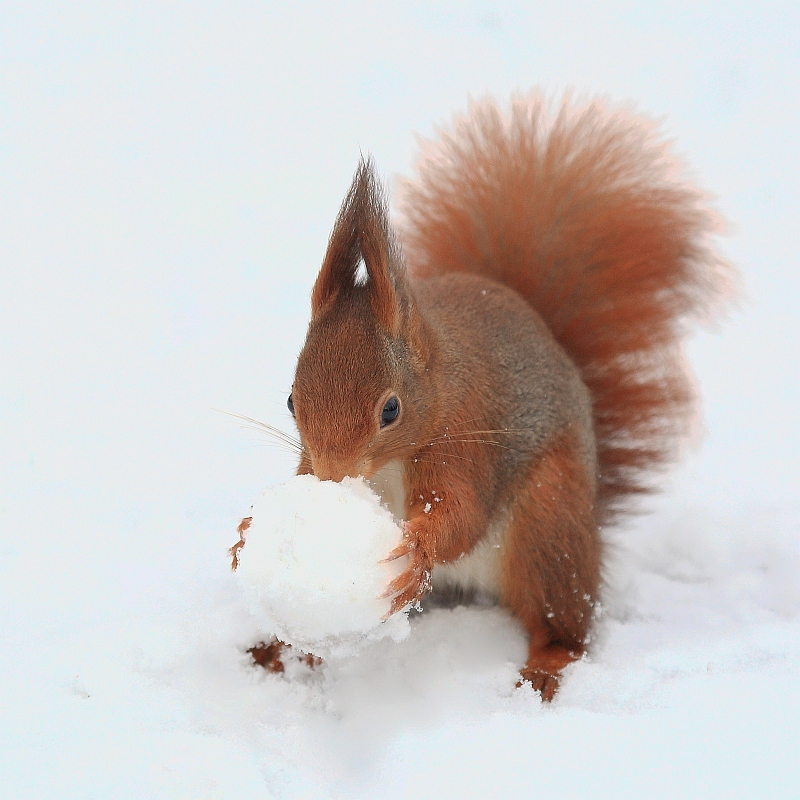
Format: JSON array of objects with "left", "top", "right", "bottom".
[{"left": 311, "top": 455, "right": 370, "bottom": 483}]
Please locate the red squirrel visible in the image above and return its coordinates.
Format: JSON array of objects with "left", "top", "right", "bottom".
[{"left": 232, "top": 93, "right": 730, "bottom": 700}]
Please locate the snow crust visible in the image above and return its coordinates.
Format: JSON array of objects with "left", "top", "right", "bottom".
[{"left": 235, "top": 475, "right": 409, "bottom": 657}]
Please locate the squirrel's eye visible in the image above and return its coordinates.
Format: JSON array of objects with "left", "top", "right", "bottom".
[
  {"left": 287, "top": 393, "right": 295, "bottom": 416},
  {"left": 380, "top": 396, "right": 400, "bottom": 427}
]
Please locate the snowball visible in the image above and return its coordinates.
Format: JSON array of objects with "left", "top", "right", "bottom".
[{"left": 235, "top": 475, "right": 410, "bottom": 658}]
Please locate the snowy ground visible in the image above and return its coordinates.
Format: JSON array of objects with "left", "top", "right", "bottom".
[
  {"left": 2, "top": 503, "right": 798, "bottom": 798},
  {"left": 2, "top": 3, "right": 799, "bottom": 798}
]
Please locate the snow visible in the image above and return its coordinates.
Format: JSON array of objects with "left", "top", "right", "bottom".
[
  {"left": 3, "top": 511, "right": 797, "bottom": 798},
  {"left": 235, "top": 475, "right": 409, "bottom": 657},
  {"left": 1, "top": 3, "right": 799, "bottom": 799}
]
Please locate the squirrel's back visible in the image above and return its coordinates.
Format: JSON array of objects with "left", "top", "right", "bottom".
[
  {"left": 413, "top": 268, "right": 596, "bottom": 499},
  {"left": 398, "top": 93, "right": 731, "bottom": 524}
]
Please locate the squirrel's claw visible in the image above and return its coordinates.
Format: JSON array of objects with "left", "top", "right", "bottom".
[
  {"left": 229, "top": 539, "right": 244, "bottom": 571},
  {"left": 379, "top": 525, "right": 432, "bottom": 618},
  {"left": 378, "top": 526, "right": 416, "bottom": 564},
  {"left": 383, "top": 580, "right": 428, "bottom": 618},
  {"left": 228, "top": 516, "right": 252, "bottom": 571},
  {"left": 378, "top": 560, "right": 425, "bottom": 600},
  {"left": 378, "top": 541, "right": 414, "bottom": 564}
]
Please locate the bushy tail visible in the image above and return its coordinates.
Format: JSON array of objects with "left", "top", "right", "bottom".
[{"left": 398, "top": 93, "right": 732, "bottom": 525}]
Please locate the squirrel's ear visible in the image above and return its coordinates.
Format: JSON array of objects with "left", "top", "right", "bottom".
[
  {"left": 311, "top": 168, "right": 361, "bottom": 319},
  {"left": 311, "top": 158, "right": 407, "bottom": 333}
]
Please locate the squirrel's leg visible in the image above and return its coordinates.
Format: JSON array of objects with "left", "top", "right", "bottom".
[
  {"left": 382, "top": 466, "right": 491, "bottom": 615},
  {"left": 499, "top": 428, "right": 600, "bottom": 701}
]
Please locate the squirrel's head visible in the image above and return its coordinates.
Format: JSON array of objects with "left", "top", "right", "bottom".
[{"left": 290, "top": 159, "right": 431, "bottom": 482}]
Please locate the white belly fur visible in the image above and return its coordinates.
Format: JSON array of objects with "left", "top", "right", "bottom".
[
  {"left": 368, "top": 460, "right": 506, "bottom": 600},
  {"left": 431, "top": 513, "right": 507, "bottom": 600},
  {"left": 367, "top": 459, "right": 408, "bottom": 521}
]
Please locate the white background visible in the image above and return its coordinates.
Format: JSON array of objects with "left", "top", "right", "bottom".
[{"left": 1, "top": 3, "right": 798, "bottom": 798}]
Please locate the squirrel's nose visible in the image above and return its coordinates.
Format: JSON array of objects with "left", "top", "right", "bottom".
[
  {"left": 312, "top": 455, "right": 366, "bottom": 483},
  {"left": 313, "top": 467, "right": 341, "bottom": 482},
  {"left": 311, "top": 459, "right": 346, "bottom": 483}
]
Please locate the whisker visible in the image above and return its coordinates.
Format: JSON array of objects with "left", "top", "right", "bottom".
[
  {"left": 376, "top": 454, "right": 468, "bottom": 471},
  {"left": 413, "top": 451, "right": 479, "bottom": 466},
  {"left": 406, "top": 457, "right": 465, "bottom": 469},
  {"left": 211, "top": 408, "right": 306, "bottom": 453},
  {"left": 427, "top": 437, "right": 522, "bottom": 454},
  {"left": 244, "top": 442, "right": 303, "bottom": 458},
  {"left": 231, "top": 423, "right": 304, "bottom": 451},
  {"left": 378, "top": 455, "right": 453, "bottom": 472},
  {"left": 427, "top": 427, "right": 536, "bottom": 443}
]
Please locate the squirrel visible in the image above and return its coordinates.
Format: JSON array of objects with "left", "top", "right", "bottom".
[{"left": 232, "top": 93, "right": 730, "bottom": 700}]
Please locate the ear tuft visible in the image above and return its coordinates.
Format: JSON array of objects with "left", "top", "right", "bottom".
[{"left": 311, "top": 158, "right": 406, "bottom": 332}]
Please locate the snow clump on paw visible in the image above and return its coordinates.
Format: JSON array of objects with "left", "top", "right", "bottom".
[{"left": 234, "top": 475, "right": 410, "bottom": 659}]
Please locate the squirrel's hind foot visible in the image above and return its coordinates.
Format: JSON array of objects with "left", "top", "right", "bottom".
[
  {"left": 517, "top": 667, "right": 560, "bottom": 702},
  {"left": 247, "top": 638, "right": 322, "bottom": 674},
  {"left": 517, "top": 643, "right": 581, "bottom": 702}
]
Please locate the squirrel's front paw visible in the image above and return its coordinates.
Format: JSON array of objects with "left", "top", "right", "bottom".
[
  {"left": 228, "top": 516, "right": 252, "bottom": 571},
  {"left": 379, "top": 522, "right": 433, "bottom": 617}
]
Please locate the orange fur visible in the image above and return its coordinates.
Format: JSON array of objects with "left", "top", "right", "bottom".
[
  {"left": 228, "top": 516, "right": 251, "bottom": 571},
  {"left": 237, "top": 94, "right": 730, "bottom": 699},
  {"left": 248, "top": 639, "right": 322, "bottom": 673},
  {"left": 500, "top": 428, "right": 599, "bottom": 698},
  {"left": 399, "top": 94, "right": 732, "bottom": 523}
]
